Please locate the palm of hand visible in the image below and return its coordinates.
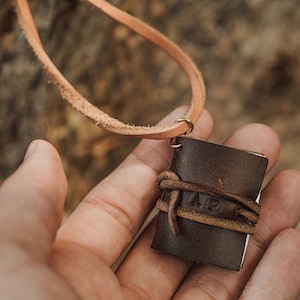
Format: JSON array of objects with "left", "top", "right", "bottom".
[{"left": 1, "top": 107, "right": 300, "bottom": 299}]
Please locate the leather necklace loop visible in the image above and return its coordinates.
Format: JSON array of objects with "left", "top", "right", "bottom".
[{"left": 15, "top": 0, "right": 206, "bottom": 139}]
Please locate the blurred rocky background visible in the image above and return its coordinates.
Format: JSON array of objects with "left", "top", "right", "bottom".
[{"left": 1, "top": 0, "right": 299, "bottom": 214}]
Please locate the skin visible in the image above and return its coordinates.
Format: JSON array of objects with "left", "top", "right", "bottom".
[{"left": 0, "top": 106, "right": 300, "bottom": 299}]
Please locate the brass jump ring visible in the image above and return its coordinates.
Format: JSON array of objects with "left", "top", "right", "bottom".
[
  {"left": 168, "top": 137, "right": 182, "bottom": 149},
  {"left": 175, "top": 118, "right": 194, "bottom": 135},
  {"left": 168, "top": 118, "right": 194, "bottom": 148}
]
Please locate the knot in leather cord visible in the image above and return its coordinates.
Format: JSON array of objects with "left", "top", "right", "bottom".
[
  {"left": 14, "top": 0, "right": 206, "bottom": 139},
  {"left": 156, "top": 171, "right": 261, "bottom": 236}
]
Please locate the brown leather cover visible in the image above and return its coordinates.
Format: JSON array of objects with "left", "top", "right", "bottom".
[{"left": 152, "top": 137, "right": 268, "bottom": 270}]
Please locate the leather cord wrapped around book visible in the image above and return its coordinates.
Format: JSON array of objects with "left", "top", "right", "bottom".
[
  {"left": 156, "top": 170, "right": 261, "bottom": 236},
  {"left": 152, "top": 137, "right": 268, "bottom": 271}
]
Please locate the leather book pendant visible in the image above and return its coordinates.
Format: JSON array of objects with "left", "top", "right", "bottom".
[{"left": 152, "top": 137, "right": 268, "bottom": 270}]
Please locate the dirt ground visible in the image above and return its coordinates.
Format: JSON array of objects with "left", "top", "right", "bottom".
[{"left": 1, "top": 0, "right": 300, "bottom": 215}]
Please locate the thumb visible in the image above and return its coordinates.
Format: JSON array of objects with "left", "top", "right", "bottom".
[{"left": 0, "top": 140, "right": 67, "bottom": 261}]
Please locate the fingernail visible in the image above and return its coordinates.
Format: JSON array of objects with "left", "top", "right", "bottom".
[{"left": 24, "top": 140, "right": 38, "bottom": 161}]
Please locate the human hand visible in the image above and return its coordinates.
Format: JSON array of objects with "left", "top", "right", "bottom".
[{"left": 1, "top": 106, "right": 300, "bottom": 299}]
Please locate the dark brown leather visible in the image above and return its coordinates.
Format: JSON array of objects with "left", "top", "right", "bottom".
[{"left": 152, "top": 137, "right": 268, "bottom": 270}]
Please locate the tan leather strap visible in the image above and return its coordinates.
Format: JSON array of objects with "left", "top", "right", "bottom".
[{"left": 14, "top": 0, "right": 206, "bottom": 139}]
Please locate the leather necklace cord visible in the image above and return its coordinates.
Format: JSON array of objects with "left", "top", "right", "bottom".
[{"left": 14, "top": 0, "right": 206, "bottom": 139}]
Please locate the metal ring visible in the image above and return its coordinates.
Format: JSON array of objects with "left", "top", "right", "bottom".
[
  {"left": 168, "top": 118, "right": 195, "bottom": 149},
  {"left": 168, "top": 137, "right": 182, "bottom": 149},
  {"left": 175, "top": 118, "right": 194, "bottom": 136}
]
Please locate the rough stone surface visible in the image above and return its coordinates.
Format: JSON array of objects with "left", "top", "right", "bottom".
[{"left": 1, "top": 0, "right": 299, "bottom": 212}]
